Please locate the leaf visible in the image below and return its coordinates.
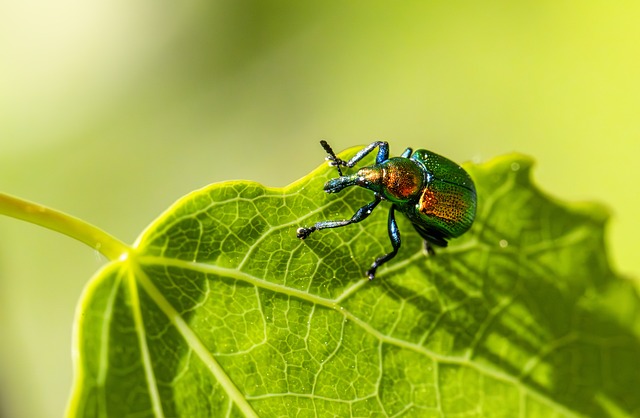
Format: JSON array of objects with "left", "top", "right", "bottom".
[{"left": 66, "top": 149, "right": 640, "bottom": 418}]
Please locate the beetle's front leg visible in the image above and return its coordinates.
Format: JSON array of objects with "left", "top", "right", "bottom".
[
  {"left": 296, "top": 195, "right": 382, "bottom": 239},
  {"left": 345, "top": 141, "right": 389, "bottom": 166},
  {"left": 320, "top": 140, "right": 390, "bottom": 170}
]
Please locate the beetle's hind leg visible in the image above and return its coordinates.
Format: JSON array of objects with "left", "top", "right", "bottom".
[
  {"left": 296, "top": 195, "right": 382, "bottom": 239},
  {"left": 411, "top": 223, "right": 447, "bottom": 255},
  {"left": 366, "top": 205, "right": 401, "bottom": 281},
  {"left": 423, "top": 241, "right": 436, "bottom": 255}
]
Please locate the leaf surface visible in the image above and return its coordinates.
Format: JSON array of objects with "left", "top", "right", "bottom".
[{"left": 67, "top": 150, "right": 640, "bottom": 418}]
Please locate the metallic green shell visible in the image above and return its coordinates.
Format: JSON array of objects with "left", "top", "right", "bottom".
[{"left": 408, "top": 149, "right": 477, "bottom": 240}]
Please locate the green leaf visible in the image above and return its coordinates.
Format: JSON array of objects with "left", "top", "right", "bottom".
[{"left": 66, "top": 149, "right": 640, "bottom": 418}]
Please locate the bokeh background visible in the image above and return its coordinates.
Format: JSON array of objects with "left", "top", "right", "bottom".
[{"left": 1, "top": 2, "right": 639, "bottom": 417}]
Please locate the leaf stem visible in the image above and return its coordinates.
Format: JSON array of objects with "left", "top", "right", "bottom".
[{"left": 0, "top": 192, "right": 129, "bottom": 261}]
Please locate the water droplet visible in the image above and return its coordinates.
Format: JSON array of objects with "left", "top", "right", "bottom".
[
  {"left": 499, "top": 239, "right": 509, "bottom": 248},
  {"left": 510, "top": 162, "right": 520, "bottom": 171}
]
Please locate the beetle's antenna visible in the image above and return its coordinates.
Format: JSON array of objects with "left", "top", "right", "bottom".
[{"left": 320, "top": 140, "right": 343, "bottom": 176}]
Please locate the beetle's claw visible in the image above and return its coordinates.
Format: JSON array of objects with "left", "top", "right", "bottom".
[
  {"left": 366, "top": 268, "right": 376, "bottom": 281},
  {"left": 296, "top": 227, "right": 315, "bottom": 239}
]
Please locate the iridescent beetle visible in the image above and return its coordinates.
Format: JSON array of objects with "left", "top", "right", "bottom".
[{"left": 297, "top": 140, "right": 477, "bottom": 280}]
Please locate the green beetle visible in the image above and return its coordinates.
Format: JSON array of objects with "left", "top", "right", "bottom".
[{"left": 297, "top": 140, "right": 477, "bottom": 280}]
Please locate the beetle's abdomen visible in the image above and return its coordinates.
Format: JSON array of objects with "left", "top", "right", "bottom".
[
  {"left": 416, "top": 179, "right": 476, "bottom": 238},
  {"left": 409, "top": 149, "right": 477, "bottom": 239}
]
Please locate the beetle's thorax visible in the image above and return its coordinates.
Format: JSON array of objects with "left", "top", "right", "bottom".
[{"left": 357, "top": 158, "right": 424, "bottom": 203}]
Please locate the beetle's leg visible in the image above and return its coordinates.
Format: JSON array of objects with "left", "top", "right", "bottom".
[
  {"left": 349, "top": 141, "right": 388, "bottom": 165},
  {"left": 366, "top": 205, "right": 401, "bottom": 280},
  {"left": 322, "top": 141, "right": 390, "bottom": 169},
  {"left": 423, "top": 240, "right": 436, "bottom": 255},
  {"left": 296, "top": 195, "right": 382, "bottom": 239},
  {"left": 412, "top": 223, "right": 448, "bottom": 250},
  {"left": 372, "top": 141, "right": 390, "bottom": 164},
  {"left": 400, "top": 147, "right": 413, "bottom": 158}
]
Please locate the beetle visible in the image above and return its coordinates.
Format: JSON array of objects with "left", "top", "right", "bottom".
[{"left": 296, "top": 140, "right": 477, "bottom": 280}]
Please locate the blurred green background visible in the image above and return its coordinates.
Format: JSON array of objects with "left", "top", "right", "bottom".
[{"left": 1, "top": 2, "right": 639, "bottom": 417}]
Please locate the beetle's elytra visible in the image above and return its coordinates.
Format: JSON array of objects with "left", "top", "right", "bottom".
[{"left": 296, "top": 140, "right": 477, "bottom": 280}]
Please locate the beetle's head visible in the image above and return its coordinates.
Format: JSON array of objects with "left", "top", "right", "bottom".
[{"left": 323, "top": 168, "right": 383, "bottom": 194}]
